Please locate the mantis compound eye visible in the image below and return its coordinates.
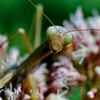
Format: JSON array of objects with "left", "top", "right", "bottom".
[
  {"left": 63, "top": 32, "right": 73, "bottom": 45},
  {"left": 46, "top": 26, "right": 73, "bottom": 52}
]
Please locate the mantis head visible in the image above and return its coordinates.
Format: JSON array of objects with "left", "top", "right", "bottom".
[{"left": 47, "top": 26, "right": 73, "bottom": 52}]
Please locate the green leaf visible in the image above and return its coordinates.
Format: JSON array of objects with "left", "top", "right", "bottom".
[{"left": 67, "top": 86, "right": 82, "bottom": 100}]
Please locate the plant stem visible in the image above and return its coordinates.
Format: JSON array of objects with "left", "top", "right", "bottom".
[{"left": 80, "top": 82, "right": 86, "bottom": 100}]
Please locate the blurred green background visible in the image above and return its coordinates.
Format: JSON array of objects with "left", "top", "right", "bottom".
[{"left": 0, "top": 0, "right": 100, "bottom": 52}]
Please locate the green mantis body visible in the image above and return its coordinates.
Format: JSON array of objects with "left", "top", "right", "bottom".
[{"left": 0, "top": 2, "right": 73, "bottom": 100}]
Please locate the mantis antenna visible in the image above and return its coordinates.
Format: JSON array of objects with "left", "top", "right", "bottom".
[
  {"left": 28, "top": 0, "right": 55, "bottom": 26},
  {"left": 28, "top": 0, "right": 100, "bottom": 34}
]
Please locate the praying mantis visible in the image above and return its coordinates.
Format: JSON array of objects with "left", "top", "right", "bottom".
[{"left": 0, "top": 2, "right": 73, "bottom": 100}]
